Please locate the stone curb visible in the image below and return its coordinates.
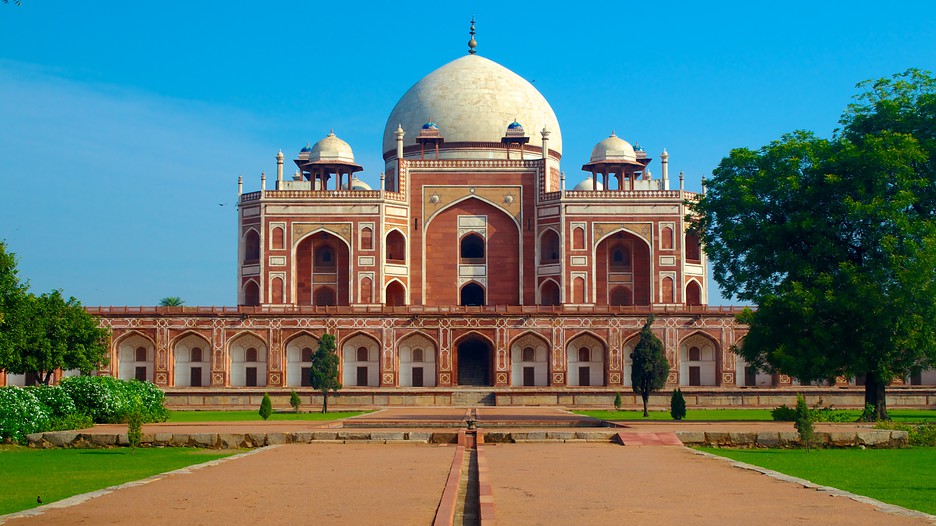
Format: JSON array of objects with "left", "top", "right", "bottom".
[
  {"left": 0, "top": 446, "right": 275, "bottom": 525},
  {"left": 690, "top": 449, "right": 936, "bottom": 524}
]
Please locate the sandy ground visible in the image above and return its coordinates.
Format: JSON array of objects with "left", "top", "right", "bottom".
[
  {"left": 2, "top": 444, "right": 455, "bottom": 526},
  {"left": 485, "top": 443, "right": 931, "bottom": 526},
  {"left": 5, "top": 408, "right": 931, "bottom": 525}
]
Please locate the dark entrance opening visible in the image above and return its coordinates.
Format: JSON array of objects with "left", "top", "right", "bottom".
[
  {"left": 460, "top": 282, "right": 485, "bottom": 306},
  {"left": 457, "top": 337, "right": 491, "bottom": 386}
]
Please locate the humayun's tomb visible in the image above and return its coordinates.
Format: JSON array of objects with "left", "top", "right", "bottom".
[{"left": 4, "top": 27, "right": 934, "bottom": 407}]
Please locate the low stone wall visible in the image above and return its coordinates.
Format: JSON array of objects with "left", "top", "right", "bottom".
[
  {"left": 25, "top": 428, "right": 908, "bottom": 449},
  {"left": 674, "top": 429, "right": 908, "bottom": 449},
  {"left": 163, "top": 387, "right": 936, "bottom": 410}
]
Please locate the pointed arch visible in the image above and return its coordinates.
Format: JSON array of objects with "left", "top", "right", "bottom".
[
  {"left": 459, "top": 280, "right": 485, "bottom": 306},
  {"left": 679, "top": 331, "right": 719, "bottom": 386},
  {"left": 172, "top": 331, "right": 211, "bottom": 387},
  {"left": 572, "top": 226, "right": 586, "bottom": 250},
  {"left": 539, "top": 227, "right": 560, "bottom": 265},
  {"left": 398, "top": 332, "right": 438, "bottom": 387},
  {"left": 294, "top": 229, "right": 351, "bottom": 307},
  {"left": 510, "top": 331, "right": 551, "bottom": 387},
  {"left": 453, "top": 331, "right": 495, "bottom": 387},
  {"left": 285, "top": 332, "right": 320, "bottom": 387},
  {"left": 243, "top": 227, "right": 260, "bottom": 263},
  {"left": 595, "top": 227, "right": 652, "bottom": 306},
  {"left": 621, "top": 332, "right": 643, "bottom": 387},
  {"left": 385, "top": 228, "right": 406, "bottom": 263},
  {"left": 539, "top": 278, "right": 560, "bottom": 306},
  {"left": 242, "top": 279, "right": 260, "bottom": 306},
  {"left": 360, "top": 276, "right": 373, "bottom": 304},
  {"left": 566, "top": 331, "right": 608, "bottom": 386},
  {"left": 424, "top": 194, "right": 521, "bottom": 229},
  {"left": 341, "top": 331, "right": 381, "bottom": 387},
  {"left": 385, "top": 279, "right": 406, "bottom": 306},
  {"left": 271, "top": 226, "right": 285, "bottom": 250},
  {"left": 228, "top": 331, "right": 267, "bottom": 387},
  {"left": 459, "top": 232, "right": 486, "bottom": 262},
  {"left": 115, "top": 330, "right": 156, "bottom": 382},
  {"left": 686, "top": 279, "right": 703, "bottom": 306}
]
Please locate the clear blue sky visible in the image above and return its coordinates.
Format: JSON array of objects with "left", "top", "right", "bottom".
[{"left": 2, "top": 1, "right": 934, "bottom": 306}]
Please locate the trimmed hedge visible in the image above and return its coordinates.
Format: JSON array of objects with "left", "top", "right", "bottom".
[
  {"left": 1, "top": 378, "right": 169, "bottom": 444},
  {"left": 59, "top": 376, "right": 169, "bottom": 424}
]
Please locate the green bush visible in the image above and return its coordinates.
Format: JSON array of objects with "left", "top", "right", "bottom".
[
  {"left": 772, "top": 400, "right": 849, "bottom": 422},
  {"left": 0, "top": 387, "right": 51, "bottom": 444},
  {"left": 771, "top": 404, "right": 797, "bottom": 421},
  {"left": 290, "top": 390, "right": 301, "bottom": 415},
  {"left": 670, "top": 389, "right": 687, "bottom": 420},
  {"left": 875, "top": 421, "right": 936, "bottom": 446},
  {"left": 48, "top": 413, "right": 94, "bottom": 432},
  {"left": 259, "top": 393, "right": 272, "bottom": 421},
  {"left": 794, "top": 393, "right": 816, "bottom": 450},
  {"left": 59, "top": 376, "right": 169, "bottom": 424},
  {"left": 25, "top": 385, "right": 77, "bottom": 417},
  {"left": 613, "top": 392, "right": 622, "bottom": 411}
]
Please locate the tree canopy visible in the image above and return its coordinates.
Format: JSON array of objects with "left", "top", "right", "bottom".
[
  {"left": 690, "top": 69, "right": 936, "bottom": 420},
  {"left": 630, "top": 315, "right": 670, "bottom": 417},
  {"left": 158, "top": 297, "right": 184, "bottom": 307},
  {"left": 309, "top": 333, "right": 341, "bottom": 413},
  {"left": 0, "top": 242, "right": 108, "bottom": 384}
]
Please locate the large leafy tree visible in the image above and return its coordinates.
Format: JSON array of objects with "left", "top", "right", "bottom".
[
  {"left": 691, "top": 69, "right": 936, "bottom": 420},
  {"left": 16, "top": 290, "right": 110, "bottom": 384},
  {"left": 309, "top": 333, "right": 341, "bottom": 413},
  {"left": 0, "top": 241, "right": 29, "bottom": 371},
  {"left": 0, "top": 242, "right": 109, "bottom": 384},
  {"left": 630, "top": 316, "right": 670, "bottom": 417}
]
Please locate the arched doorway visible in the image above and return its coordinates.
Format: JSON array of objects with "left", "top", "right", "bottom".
[
  {"left": 460, "top": 282, "right": 485, "bottom": 306},
  {"left": 457, "top": 336, "right": 492, "bottom": 386}
]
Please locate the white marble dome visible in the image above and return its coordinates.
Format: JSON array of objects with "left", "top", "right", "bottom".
[
  {"left": 383, "top": 54, "right": 562, "bottom": 156},
  {"left": 343, "top": 177, "right": 372, "bottom": 191},
  {"left": 589, "top": 132, "right": 637, "bottom": 164},
  {"left": 310, "top": 131, "right": 356, "bottom": 164},
  {"left": 573, "top": 176, "right": 603, "bottom": 191}
]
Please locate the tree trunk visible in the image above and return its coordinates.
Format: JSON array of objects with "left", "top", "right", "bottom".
[
  {"left": 642, "top": 391, "right": 650, "bottom": 417},
  {"left": 321, "top": 390, "right": 328, "bottom": 414},
  {"left": 864, "top": 372, "right": 889, "bottom": 421}
]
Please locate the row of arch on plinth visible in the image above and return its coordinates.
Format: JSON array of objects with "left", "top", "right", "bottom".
[{"left": 107, "top": 327, "right": 740, "bottom": 389}]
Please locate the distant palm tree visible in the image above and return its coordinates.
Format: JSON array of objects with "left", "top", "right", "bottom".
[{"left": 159, "top": 297, "right": 184, "bottom": 307}]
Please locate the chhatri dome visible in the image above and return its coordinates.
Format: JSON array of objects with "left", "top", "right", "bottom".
[
  {"left": 382, "top": 54, "right": 562, "bottom": 158},
  {"left": 309, "top": 130, "right": 356, "bottom": 164},
  {"left": 589, "top": 131, "right": 638, "bottom": 164}
]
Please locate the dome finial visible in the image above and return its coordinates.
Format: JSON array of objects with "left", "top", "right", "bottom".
[{"left": 468, "top": 16, "right": 477, "bottom": 55}]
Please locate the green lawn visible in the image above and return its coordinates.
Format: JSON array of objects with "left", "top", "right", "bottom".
[
  {"left": 166, "top": 410, "right": 368, "bottom": 422},
  {"left": 575, "top": 408, "right": 936, "bottom": 422},
  {"left": 0, "top": 447, "right": 237, "bottom": 515},
  {"left": 699, "top": 447, "right": 936, "bottom": 515}
]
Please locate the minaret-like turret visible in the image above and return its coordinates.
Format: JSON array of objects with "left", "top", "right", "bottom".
[
  {"left": 276, "top": 150, "right": 284, "bottom": 188},
  {"left": 660, "top": 148, "right": 670, "bottom": 190}
]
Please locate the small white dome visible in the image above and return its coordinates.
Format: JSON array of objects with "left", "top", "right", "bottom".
[
  {"left": 309, "top": 130, "right": 355, "bottom": 164},
  {"left": 589, "top": 132, "right": 637, "bottom": 164},
  {"left": 343, "top": 177, "right": 372, "bottom": 191},
  {"left": 573, "top": 176, "right": 603, "bottom": 191}
]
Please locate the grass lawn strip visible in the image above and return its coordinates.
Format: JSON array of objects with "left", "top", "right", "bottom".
[
  {"left": 0, "top": 446, "right": 259, "bottom": 518},
  {"left": 694, "top": 447, "right": 936, "bottom": 519},
  {"left": 575, "top": 408, "right": 936, "bottom": 422},
  {"left": 166, "top": 410, "right": 368, "bottom": 422}
]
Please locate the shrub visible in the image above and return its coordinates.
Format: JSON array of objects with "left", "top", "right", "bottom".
[
  {"left": 25, "top": 385, "right": 77, "bottom": 417},
  {"left": 259, "top": 393, "right": 272, "bottom": 421},
  {"left": 290, "top": 390, "right": 302, "bottom": 415},
  {"left": 794, "top": 393, "right": 815, "bottom": 450},
  {"left": 59, "top": 376, "right": 169, "bottom": 424},
  {"left": 670, "top": 388, "right": 687, "bottom": 420},
  {"left": 613, "top": 392, "right": 622, "bottom": 411},
  {"left": 771, "top": 404, "right": 797, "bottom": 421},
  {"left": 48, "top": 413, "right": 94, "bottom": 432},
  {"left": 126, "top": 401, "right": 144, "bottom": 453},
  {"left": 875, "top": 421, "right": 936, "bottom": 447},
  {"left": 0, "top": 387, "right": 51, "bottom": 444}
]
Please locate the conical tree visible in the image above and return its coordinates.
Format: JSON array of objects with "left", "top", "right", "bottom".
[
  {"left": 630, "top": 315, "right": 670, "bottom": 417},
  {"left": 309, "top": 333, "right": 341, "bottom": 413}
]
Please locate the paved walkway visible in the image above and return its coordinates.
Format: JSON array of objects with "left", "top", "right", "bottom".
[{"left": 4, "top": 407, "right": 933, "bottom": 525}]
